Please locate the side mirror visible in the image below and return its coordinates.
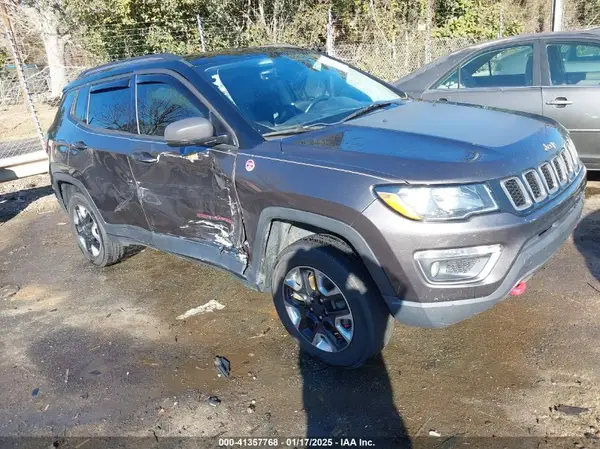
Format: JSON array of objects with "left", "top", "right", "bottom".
[{"left": 164, "top": 117, "right": 228, "bottom": 147}]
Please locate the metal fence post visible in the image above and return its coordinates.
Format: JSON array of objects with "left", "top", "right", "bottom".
[{"left": 1, "top": 4, "right": 45, "bottom": 150}]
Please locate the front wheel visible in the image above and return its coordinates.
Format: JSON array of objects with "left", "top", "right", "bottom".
[{"left": 271, "top": 235, "right": 394, "bottom": 368}]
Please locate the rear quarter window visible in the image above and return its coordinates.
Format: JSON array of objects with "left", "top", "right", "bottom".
[
  {"left": 72, "top": 86, "right": 89, "bottom": 123},
  {"left": 49, "top": 90, "right": 76, "bottom": 131}
]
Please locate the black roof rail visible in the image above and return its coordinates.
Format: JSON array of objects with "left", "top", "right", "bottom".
[{"left": 76, "top": 53, "right": 182, "bottom": 80}]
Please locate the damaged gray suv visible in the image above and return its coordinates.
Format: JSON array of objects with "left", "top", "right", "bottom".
[{"left": 48, "top": 47, "right": 586, "bottom": 367}]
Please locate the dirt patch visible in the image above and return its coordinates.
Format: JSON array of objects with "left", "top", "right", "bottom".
[{"left": 0, "top": 103, "right": 57, "bottom": 141}]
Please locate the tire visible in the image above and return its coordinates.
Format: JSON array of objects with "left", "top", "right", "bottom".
[
  {"left": 67, "top": 191, "right": 127, "bottom": 267},
  {"left": 271, "top": 235, "right": 394, "bottom": 368}
]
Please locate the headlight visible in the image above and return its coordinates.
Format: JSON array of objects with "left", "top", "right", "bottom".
[{"left": 374, "top": 184, "right": 497, "bottom": 221}]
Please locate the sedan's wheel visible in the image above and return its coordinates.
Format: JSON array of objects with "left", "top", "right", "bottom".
[
  {"left": 73, "top": 204, "right": 102, "bottom": 258},
  {"left": 283, "top": 266, "right": 354, "bottom": 353},
  {"left": 272, "top": 235, "right": 395, "bottom": 368}
]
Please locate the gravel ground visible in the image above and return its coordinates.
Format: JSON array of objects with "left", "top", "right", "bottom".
[{"left": 1, "top": 174, "right": 600, "bottom": 448}]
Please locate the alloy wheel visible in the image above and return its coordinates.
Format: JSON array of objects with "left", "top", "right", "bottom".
[
  {"left": 282, "top": 266, "right": 353, "bottom": 352},
  {"left": 73, "top": 204, "right": 102, "bottom": 258}
]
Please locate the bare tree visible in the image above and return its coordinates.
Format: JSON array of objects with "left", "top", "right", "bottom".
[{"left": 17, "top": 0, "right": 68, "bottom": 98}]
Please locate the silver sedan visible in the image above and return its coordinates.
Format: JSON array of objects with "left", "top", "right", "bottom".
[{"left": 394, "top": 29, "right": 600, "bottom": 169}]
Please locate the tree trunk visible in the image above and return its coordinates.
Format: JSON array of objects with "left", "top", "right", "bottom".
[
  {"left": 42, "top": 31, "right": 67, "bottom": 98},
  {"left": 21, "top": 4, "right": 68, "bottom": 99}
]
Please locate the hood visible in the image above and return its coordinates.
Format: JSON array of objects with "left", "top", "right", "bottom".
[{"left": 282, "top": 100, "right": 566, "bottom": 184}]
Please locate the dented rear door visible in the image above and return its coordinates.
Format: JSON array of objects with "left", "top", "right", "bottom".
[
  {"left": 68, "top": 76, "right": 151, "bottom": 239},
  {"left": 128, "top": 73, "right": 244, "bottom": 254}
]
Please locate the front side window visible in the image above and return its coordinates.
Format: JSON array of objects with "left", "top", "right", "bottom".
[
  {"left": 88, "top": 81, "right": 131, "bottom": 132},
  {"left": 547, "top": 43, "right": 600, "bottom": 86},
  {"left": 199, "top": 50, "right": 401, "bottom": 134},
  {"left": 136, "top": 77, "right": 209, "bottom": 136},
  {"left": 438, "top": 45, "right": 534, "bottom": 89},
  {"left": 435, "top": 69, "right": 461, "bottom": 89}
]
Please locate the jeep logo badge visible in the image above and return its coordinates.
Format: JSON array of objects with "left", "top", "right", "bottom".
[{"left": 543, "top": 142, "right": 557, "bottom": 152}]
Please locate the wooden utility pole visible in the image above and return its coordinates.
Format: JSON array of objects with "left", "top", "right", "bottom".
[
  {"left": 424, "top": 0, "right": 432, "bottom": 64},
  {"left": 1, "top": 1, "right": 44, "bottom": 149},
  {"left": 326, "top": 8, "right": 334, "bottom": 56}
]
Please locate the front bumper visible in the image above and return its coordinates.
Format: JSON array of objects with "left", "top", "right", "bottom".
[{"left": 357, "top": 169, "right": 586, "bottom": 328}]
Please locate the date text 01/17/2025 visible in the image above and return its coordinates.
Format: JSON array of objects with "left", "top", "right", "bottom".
[{"left": 218, "top": 438, "right": 376, "bottom": 447}]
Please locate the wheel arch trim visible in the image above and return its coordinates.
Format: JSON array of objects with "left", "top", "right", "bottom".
[
  {"left": 52, "top": 172, "right": 100, "bottom": 216},
  {"left": 248, "top": 206, "right": 396, "bottom": 297}
]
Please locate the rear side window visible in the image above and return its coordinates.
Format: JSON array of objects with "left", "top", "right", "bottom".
[
  {"left": 136, "top": 76, "right": 209, "bottom": 137},
  {"left": 72, "top": 86, "right": 89, "bottom": 123},
  {"left": 88, "top": 79, "right": 132, "bottom": 132}
]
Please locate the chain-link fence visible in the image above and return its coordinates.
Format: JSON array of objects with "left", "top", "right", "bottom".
[
  {"left": 0, "top": 3, "right": 598, "bottom": 168},
  {"left": 0, "top": 19, "right": 484, "bottom": 163},
  {"left": 334, "top": 35, "right": 477, "bottom": 81}
]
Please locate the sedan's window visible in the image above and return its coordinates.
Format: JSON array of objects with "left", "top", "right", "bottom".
[
  {"left": 547, "top": 43, "right": 600, "bottom": 86},
  {"left": 88, "top": 84, "right": 132, "bottom": 132},
  {"left": 438, "top": 45, "right": 534, "bottom": 90},
  {"left": 136, "top": 79, "right": 209, "bottom": 137},
  {"left": 434, "top": 69, "right": 462, "bottom": 89},
  {"left": 199, "top": 51, "right": 401, "bottom": 134}
]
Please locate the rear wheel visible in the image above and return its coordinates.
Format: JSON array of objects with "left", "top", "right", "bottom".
[
  {"left": 271, "top": 235, "right": 394, "bottom": 367},
  {"left": 67, "top": 191, "right": 127, "bottom": 267}
]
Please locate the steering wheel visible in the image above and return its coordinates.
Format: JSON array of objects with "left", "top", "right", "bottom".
[{"left": 304, "top": 95, "right": 330, "bottom": 113}]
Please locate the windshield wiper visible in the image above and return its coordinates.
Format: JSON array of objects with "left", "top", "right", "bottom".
[
  {"left": 262, "top": 101, "right": 398, "bottom": 138},
  {"left": 263, "top": 124, "right": 326, "bottom": 138},
  {"left": 340, "top": 101, "right": 397, "bottom": 123}
]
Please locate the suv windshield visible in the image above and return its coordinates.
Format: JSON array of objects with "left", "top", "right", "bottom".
[{"left": 199, "top": 50, "right": 401, "bottom": 135}]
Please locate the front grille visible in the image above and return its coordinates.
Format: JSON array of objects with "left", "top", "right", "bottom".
[
  {"left": 552, "top": 157, "right": 567, "bottom": 184},
  {"left": 500, "top": 177, "right": 531, "bottom": 211},
  {"left": 540, "top": 163, "right": 557, "bottom": 193},
  {"left": 523, "top": 170, "right": 546, "bottom": 202},
  {"left": 561, "top": 151, "right": 574, "bottom": 177},
  {"left": 500, "top": 146, "right": 581, "bottom": 212}
]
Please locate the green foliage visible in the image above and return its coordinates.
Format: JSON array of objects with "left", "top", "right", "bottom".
[
  {"left": 59, "top": 0, "right": 553, "bottom": 62},
  {"left": 435, "top": 0, "right": 523, "bottom": 39}
]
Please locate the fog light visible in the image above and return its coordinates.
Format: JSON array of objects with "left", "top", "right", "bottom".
[{"left": 414, "top": 244, "right": 502, "bottom": 284}]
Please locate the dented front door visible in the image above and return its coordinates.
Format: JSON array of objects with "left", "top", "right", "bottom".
[
  {"left": 128, "top": 72, "right": 242, "bottom": 253},
  {"left": 129, "top": 143, "right": 242, "bottom": 250}
]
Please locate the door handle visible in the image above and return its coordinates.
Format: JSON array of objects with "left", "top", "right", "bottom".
[
  {"left": 438, "top": 98, "right": 448, "bottom": 102},
  {"left": 70, "top": 141, "right": 88, "bottom": 151},
  {"left": 546, "top": 98, "right": 573, "bottom": 107},
  {"left": 131, "top": 151, "right": 157, "bottom": 163}
]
